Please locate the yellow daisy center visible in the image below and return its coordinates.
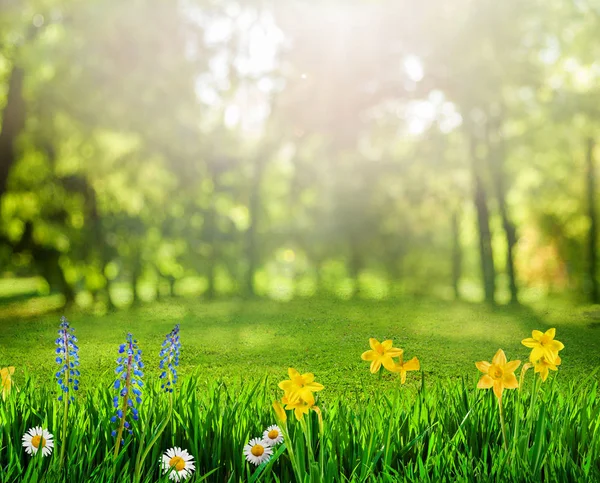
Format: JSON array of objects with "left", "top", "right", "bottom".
[
  {"left": 169, "top": 456, "right": 186, "bottom": 472},
  {"left": 268, "top": 429, "right": 279, "bottom": 439},
  {"left": 251, "top": 444, "right": 264, "bottom": 457},
  {"left": 489, "top": 365, "right": 503, "bottom": 380},
  {"left": 31, "top": 435, "right": 46, "bottom": 449}
]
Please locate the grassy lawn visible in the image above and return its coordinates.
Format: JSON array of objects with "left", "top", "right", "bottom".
[
  {"left": 1, "top": 296, "right": 599, "bottom": 396},
  {"left": 2, "top": 296, "right": 600, "bottom": 481}
]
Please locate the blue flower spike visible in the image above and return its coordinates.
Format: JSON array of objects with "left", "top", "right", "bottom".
[
  {"left": 55, "top": 316, "right": 80, "bottom": 403},
  {"left": 112, "top": 333, "right": 143, "bottom": 453},
  {"left": 159, "top": 324, "right": 181, "bottom": 393}
]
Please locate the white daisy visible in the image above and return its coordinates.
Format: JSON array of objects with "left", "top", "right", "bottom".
[
  {"left": 263, "top": 425, "right": 284, "bottom": 445},
  {"left": 22, "top": 427, "right": 54, "bottom": 457},
  {"left": 243, "top": 437, "right": 273, "bottom": 466},
  {"left": 161, "top": 447, "right": 195, "bottom": 481}
]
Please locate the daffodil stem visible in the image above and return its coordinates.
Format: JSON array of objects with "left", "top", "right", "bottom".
[
  {"left": 498, "top": 396, "right": 508, "bottom": 451},
  {"left": 527, "top": 373, "right": 539, "bottom": 439},
  {"left": 316, "top": 409, "right": 324, "bottom": 479}
]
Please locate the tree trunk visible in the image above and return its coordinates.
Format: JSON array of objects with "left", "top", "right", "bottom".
[
  {"left": 470, "top": 135, "right": 496, "bottom": 304},
  {"left": 451, "top": 210, "right": 462, "bottom": 300},
  {"left": 586, "top": 138, "right": 599, "bottom": 303},
  {"left": 245, "top": 156, "right": 267, "bottom": 297},
  {"left": 0, "top": 66, "right": 26, "bottom": 207},
  {"left": 487, "top": 121, "right": 518, "bottom": 304}
]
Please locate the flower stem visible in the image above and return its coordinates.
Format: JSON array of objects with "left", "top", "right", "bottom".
[
  {"left": 314, "top": 407, "right": 324, "bottom": 480},
  {"left": 59, "top": 331, "right": 70, "bottom": 469},
  {"left": 498, "top": 396, "right": 508, "bottom": 451},
  {"left": 113, "top": 351, "right": 132, "bottom": 459}
]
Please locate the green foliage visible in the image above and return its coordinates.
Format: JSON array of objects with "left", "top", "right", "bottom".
[
  {"left": 1, "top": 0, "right": 599, "bottom": 305},
  {"left": 1, "top": 370, "right": 599, "bottom": 482}
]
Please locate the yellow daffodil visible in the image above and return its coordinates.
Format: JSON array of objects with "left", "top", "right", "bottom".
[
  {"left": 272, "top": 400, "right": 287, "bottom": 424},
  {"left": 476, "top": 349, "right": 520, "bottom": 400},
  {"left": 391, "top": 355, "right": 420, "bottom": 384},
  {"left": 1, "top": 366, "right": 15, "bottom": 401},
  {"left": 521, "top": 328, "right": 564, "bottom": 363},
  {"left": 283, "top": 392, "right": 313, "bottom": 421},
  {"left": 278, "top": 368, "right": 324, "bottom": 403},
  {"left": 533, "top": 354, "right": 561, "bottom": 382},
  {"left": 361, "top": 338, "right": 403, "bottom": 373}
]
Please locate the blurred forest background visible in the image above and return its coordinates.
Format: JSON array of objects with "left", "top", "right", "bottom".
[{"left": 0, "top": 0, "right": 599, "bottom": 312}]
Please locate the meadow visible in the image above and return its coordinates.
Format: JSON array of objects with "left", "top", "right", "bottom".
[
  {"left": 1, "top": 297, "right": 600, "bottom": 482},
  {"left": 1, "top": 296, "right": 600, "bottom": 394}
]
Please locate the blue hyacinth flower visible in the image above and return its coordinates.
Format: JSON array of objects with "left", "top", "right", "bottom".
[
  {"left": 54, "top": 316, "right": 80, "bottom": 403},
  {"left": 159, "top": 324, "right": 181, "bottom": 393}
]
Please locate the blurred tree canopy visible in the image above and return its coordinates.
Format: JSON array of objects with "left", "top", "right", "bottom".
[{"left": 0, "top": 0, "right": 598, "bottom": 308}]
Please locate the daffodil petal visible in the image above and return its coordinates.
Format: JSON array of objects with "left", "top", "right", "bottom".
[
  {"left": 381, "top": 355, "right": 397, "bottom": 372},
  {"left": 370, "top": 360, "right": 382, "bottom": 374},
  {"left": 403, "top": 357, "right": 420, "bottom": 371},
  {"left": 381, "top": 340, "right": 393, "bottom": 350},
  {"left": 529, "top": 346, "right": 544, "bottom": 362},
  {"left": 549, "top": 340, "right": 564, "bottom": 352},
  {"left": 298, "top": 389, "right": 315, "bottom": 406},
  {"left": 492, "top": 349, "right": 507, "bottom": 366},
  {"left": 278, "top": 381, "right": 293, "bottom": 391},
  {"left": 305, "top": 382, "right": 324, "bottom": 392},
  {"left": 361, "top": 350, "right": 376, "bottom": 361},
  {"left": 387, "top": 348, "right": 404, "bottom": 357},
  {"left": 493, "top": 380, "right": 503, "bottom": 399},
  {"left": 545, "top": 328, "right": 556, "bottom": 339},
  {"left": 502, "top": 373, "right": 518, "bottom": 389},
  {"left": 477, "top": 375, "right": 494, "bottom": 389},
  {"left": 302, "top": 373, "right": 315, "bottom": 384},
  {"left": 532, "top": 330, "right": 543, "bottom": 340},
  {"left": 475, "top": 361, "right": 491, "bottom": 373},
  {"left": 521, "top": 338, "right": 537, "bottom": 348},
  {"left": 400, "top": 371, "right": 407, "bottom": 384},
  {"left": 288, "top": 368, "right": 300, "bottom": 379},
  {"left": 504, "top": 360, "right": 521, "bottom": 374},
  {"left": 369, "top": 338, "right": 380, "bottom": 351}
]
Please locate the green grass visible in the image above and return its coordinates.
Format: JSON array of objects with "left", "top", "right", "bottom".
[
  {"left": 1, "top": 296, "right": 600, "bottom": 481},
  {"left": 1, "top": 371, "right": 599, "bottom": 482},
  {"left": 1, "top": 297, "right": 599, "bottom": 396}
]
